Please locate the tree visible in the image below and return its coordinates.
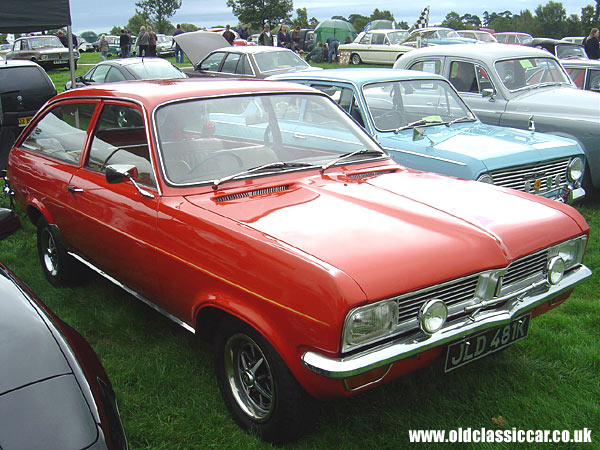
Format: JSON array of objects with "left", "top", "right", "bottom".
[
  {"left": 535, "top": 1, "right": 567, "bottom": 38},
  {"left": 331, "top": 16, "right": 348, "bottom": 21},
  {"left": 226, "top": 0, "right": 293, "bottom": 30},
  {"left": 461, "top": 14, "right": 481, "bottom": 28},
  {"left": 441, "top": 12, "right": 464, "bottom": 30},
  {"left": 180, "top": 23, "right": 199, "bottom": 32},
  {"left": 309, "top": 17, "right": 319, "bottom": 28},
  {"left": 370, "top": 9, "right": 394, "bottom": 21},
  {"left": 135, "top": 0, "right": 182, "bottom": 34},
  {"left": 513, "top": 10, "right": 539, "bottom": 36},
  {"left": 292, "top": 7, "right": 309, "bottom": 28},
  {"left": 581, "top": 5, "right": 595, "bottom": 33},
  {"left": 126, "top": 11, "right": 153, "bottom": 33},
  {"left": 349, "top": 14, "right": 369, "bottom": 32},
  {"left": 565, "top": 14, "right": 582, "bottom": 37}
]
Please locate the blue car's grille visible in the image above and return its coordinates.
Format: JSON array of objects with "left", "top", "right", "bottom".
[{"left": 490, "top": 158, "right": 570, "bottom": 195}]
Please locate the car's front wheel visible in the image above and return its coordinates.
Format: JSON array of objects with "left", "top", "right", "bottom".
[
  {"left": 37, "top": 217, "right": 81, "bottom": 286},
  {"left": 351, "top": 53, "right": 362, "bottom": 65},
  {"left": 214, "top": 318, "right": 316, "bottom": 444}
]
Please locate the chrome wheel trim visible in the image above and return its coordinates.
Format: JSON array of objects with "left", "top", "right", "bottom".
[
  {"left": 224, "top": 333, "right": 274, "bottom": 422},
  {"left": 41, "top": 228, "right": 58, "bottom": 277},
  {"left": 351, "top": 54, "right": 361, "bottom": 65}
]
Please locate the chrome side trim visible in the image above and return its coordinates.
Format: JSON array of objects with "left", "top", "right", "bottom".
[
  {"left": 301, "top": 264, "right": 591, "bottom": 379},
  {"left": 69, "top": 252, "right": 196, "bottom": 334},
  {"left": 382, "top": 146, "right": 467, "bottom": 166}
]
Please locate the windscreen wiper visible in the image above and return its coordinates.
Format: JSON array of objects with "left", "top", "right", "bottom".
[
  {"left": 212, "top": 161, "right": 314, "bottom": 190},
  {"left": 444, "top": 116, "right": 476, "bottom": 126},
  {"left": 394, "top": 116, "right": 444, "bottom": 133},
  {"left": 320, "top": 149, "right": 386, "bottom": 174}
]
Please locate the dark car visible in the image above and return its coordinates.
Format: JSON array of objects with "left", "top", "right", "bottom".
[
  {"left": 0, "top": 263, "right": 128, "bottom": 449},
  {"left": 65, "top": 57, "right": 187, "bottom": 90},
  {"left": 524, "top": 38, "right": 588, "bottom": 60},
  {"left": 0, "top": 60, "right": 57, "bottom": 169},
  {"left": 5, "top": 35, "right": 79, "bottom": 70}
]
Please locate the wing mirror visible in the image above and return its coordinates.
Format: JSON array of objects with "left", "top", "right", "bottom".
[
  {"left": 105, "top": 164, "right": 154, "bottom": 199},
  {"left": 413, "top": 127, "right": 434, "bottom": 146},
  {"left": 481, "top": 88, "right": 496, "bottom": 99}
]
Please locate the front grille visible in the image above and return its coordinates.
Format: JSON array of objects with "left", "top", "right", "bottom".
[
  {"left": 215, "top": 185, "right": 288, "bottom": 202},
  {"left": 491, "top": 158, "right": 570, "bottom": 195},
  {"left": 396, "top": 274, "right": 479, "bottom": 325},
  {"left": 394, "top": 249, "right": 549, "bottom": 329},
  {"left": 503, "top": 249, "right": 548, "bottom": 286}
]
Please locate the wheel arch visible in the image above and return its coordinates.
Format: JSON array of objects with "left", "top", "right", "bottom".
[{"left": 26, "top": 200, "right": 53, "bottom": 227}]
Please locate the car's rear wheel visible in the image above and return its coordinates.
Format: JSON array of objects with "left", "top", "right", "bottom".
[
  {"left": 37, "top": 217, "right": 80, "bottom": 286},
  {"left": 351, "top": 53, "right": 362, "bottom": 65},
  {"left": 214, "top": 318, "right": 316, "bottom": 444}
]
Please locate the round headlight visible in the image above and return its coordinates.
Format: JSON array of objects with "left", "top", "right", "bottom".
[
  {"left": 547, "top": 256, "right": 565, "bottom": 285},
  {"left": 567, "top": 157, "right": 584, "bottom": 182},
  {"left": 418, "top": 299, "right": 448, "bottom": 334},
  {"left": 40, "top": 54, "right": 48, "bottom": 60},
  {"left": 477, "top": 173, "right": 494, "bottom": 184}
]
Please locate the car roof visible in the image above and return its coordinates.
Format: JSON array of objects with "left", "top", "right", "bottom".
[
  {"left": 493, "top": 32, "right": 531, "bottom": 36},
  {"left": 0, "top": 59, "right": 46, "bottom": 68},
  {"left": 528, "top": 37, "right": 581, "bottom": 46},
  {"left": 210, "top": 45, "right": 295, "bottom": 55},
  {"left": 96, "top": 57, "right": 176, "bottom": 67},
  {"left": 272, "top": 67, "right": 446, "bottom": 84},
  {"left": 560, "top": 58, "right": 600, "bottom": 68},
  {"left": 400, "top": 43, "right": 557, "bottom": 61},
  {"left": 52, "top": 78, "right": 319, "bottom": 109}
]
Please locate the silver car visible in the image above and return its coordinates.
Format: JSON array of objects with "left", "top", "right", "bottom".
[{"left": 394, "top": 43, "right": 600, "bottom": 192}]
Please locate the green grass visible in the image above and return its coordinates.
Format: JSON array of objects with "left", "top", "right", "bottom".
[{"left": 1, "top": 62, "right": 598, "bottom": 449}]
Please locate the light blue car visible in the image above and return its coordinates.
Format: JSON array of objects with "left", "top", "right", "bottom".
[{"left": 270, "top": 68, "right": 586, "bottom": 203}]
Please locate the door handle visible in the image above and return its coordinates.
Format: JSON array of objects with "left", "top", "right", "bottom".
[
  {"left": 292, "top": 134, "right": 306, "bottom": 140},
  {"left": 67, "top": 185, "right": 83, "bottom": 193}
]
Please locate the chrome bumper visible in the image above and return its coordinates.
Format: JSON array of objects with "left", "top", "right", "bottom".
[{"left": 301, "top": 264, "right": 591, "bottom": 379}]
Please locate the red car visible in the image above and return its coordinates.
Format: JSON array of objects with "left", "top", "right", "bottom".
[{"left": 6, "top": 79, "right": 591, "bottom": 444}]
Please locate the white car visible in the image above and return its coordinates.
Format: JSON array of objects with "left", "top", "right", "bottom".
[{"left": 339, "top": 29, "right": 412, "bottom": 65}]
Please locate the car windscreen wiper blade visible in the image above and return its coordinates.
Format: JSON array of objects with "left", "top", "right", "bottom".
[
  {"left": 394, "top": 116, "right": 444, "bottom": 133},
  {"left": 320, "top": 148, "right": 386, "bottom": 173},
  {"left": 444, "top": 116, "right": 476, "bottom": 126},
  {"left": 212, "top": 161, "right": 315, "bottom": 189}
]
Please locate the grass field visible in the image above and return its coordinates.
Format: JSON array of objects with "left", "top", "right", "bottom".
[{"left": 1, "top": 54, "right": 598, "bottom": 449}]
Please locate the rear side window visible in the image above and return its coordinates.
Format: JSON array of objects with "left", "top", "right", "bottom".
[
  {"left": 200, "top": 52, "right": 225, "bottom": 71},
  {"left": 21, "top": 103, "right": 96, "bottom": 164},
  {"left": 0, "top": 66, "right": 55, "bottom": 96},
  {"left": 565, "top": 67, "right": 585, "bottom": 89},
  {"left": 409, "top": 60, "right": 442, "bottom": 74}
]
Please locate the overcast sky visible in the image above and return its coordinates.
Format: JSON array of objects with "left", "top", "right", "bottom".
[{"left": 69, "top": 0, "right": 590, "bottom": 34}]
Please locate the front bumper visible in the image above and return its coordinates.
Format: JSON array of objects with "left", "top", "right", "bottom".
[{"left": 301, "top": 264, "right": 591, "bottom": 379}]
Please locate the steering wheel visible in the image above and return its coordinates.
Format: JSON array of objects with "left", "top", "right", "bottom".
[{"left": 190, "top": 151, "right": 243, "bottom": 174}]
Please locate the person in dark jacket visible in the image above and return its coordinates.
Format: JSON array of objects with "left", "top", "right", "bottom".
[
  {"left": 305, "top": 42, "right": 326, "bottom": 63},
  {"left": 583, "top": 28, "right": 600, "bottom": 59},
  {"left": 258, "top": 25, "right": 273, "bottom": 46},
  {"left": 119, "top": 29, "right": 130, "bottom": 57},
  {"left": 277, "top": 24, "right": 292, "bottom": 48},
  {"left": 223, "top": 25, "right": 235, "bottom": 45}
]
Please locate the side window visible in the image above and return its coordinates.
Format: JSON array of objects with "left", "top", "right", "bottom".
[
  {"left": 588, "top": 69, "right": 600, "bottom": 91},
  {"left": 104, "top": 67, "right": 127, "bottom": 83},
  {"left": 221, "top": 53, "right": 241, "bottom": 74},
  {"left": 449, "top": 61, "right": 478, "bottom": 93},
  {"left": 240, "top": 55, "right": 253, "bottom": 75},
  {"left": 359, "top": 34, "right": 371, "bottom": 45},
  {"left": 90, "top": 64, "right": 110, "bottom": 83},
  {"left": 476, "top": 65, "right": 493, "bottom": 92},
  {"left": 21, "top": 103, "right": 96, "bottom": 164},
  {"left": 409, "top": 60, "right": 442, "bottom": 74},
  {"left": 565, "top": 67, "right": 585, "bottom": 89},
  {"left": 372, "top": 34, "right": 385, "bottom": 45},
  {"left": 200, "top": 52, "right": 224, "bottom": 71},
  {"left": 87, "top": 104, "right": 156, "bottom": 188}
]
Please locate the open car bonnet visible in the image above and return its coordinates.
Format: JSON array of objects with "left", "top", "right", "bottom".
[{"left": 173, "top": 30, "right": 231, "bottom": 66}]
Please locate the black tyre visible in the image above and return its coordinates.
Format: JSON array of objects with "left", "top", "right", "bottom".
[
  {"left": 351, "top": 53, "right": 362, "bottom": 65},
  {"left": 214, "top": 319, "right": 317, "bottom": 444},
  {"left": 36, "top": 217, "right": 80, "bottom": 286}
]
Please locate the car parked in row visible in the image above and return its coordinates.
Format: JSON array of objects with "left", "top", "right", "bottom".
[
  {"left": 562, "top": 59, "right": 600, "bottom": 92},
  {"left": 457, "top": 30, "right": 497, "bottom": 43},
  {"left": 65, "top": 57, "right": 186, "bottom": 90},
  {"left": 0, "top": 263, "right": 128, "bottom": 449},
  {"left": 524, "top": 37, "right": 588, "bottom": 60},
  {"left": 6, "top": 78, "right": 592, "bottom": 444},
  {"left": 0, "top": 60, "right": 57, "bottom": 169},
  {"left": 394, "top": 43, "right": 600, "bottom": 192},
  {"left": 402, "top": 27, "right": 478, "bottom": 48},
  {"left": 339, "top": 29, "right": 412, "bottom": 65},
  {"left": 4, "top": 35, "right": 79, "bottom": 70},
  {"left": 156, "top": 34, "right": 175, "bottom": 56},
  {"left": 174, "top": 31, "right": 317, "bottom": 79},
  {"left": 494, "top": 32, "right": 533, "bottom": 45},
  {"left": 271, "top": 68, "right": 586, "bottom": 203}
]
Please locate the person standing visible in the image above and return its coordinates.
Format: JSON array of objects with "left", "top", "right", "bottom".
[
  {"left": 173, "top": 24, "right": 184, "bottom": 63},
  {"left": 57, "top": 31, "right": 68, "bottom": 47},
  {"left": 136, "top": 25, "right": 149, "bottom": 57},
  {"left": 583, "top": 28, "right": 600, "bottom": 59},
  {"left": 99, "top": 34, "right": 109, "bottom": 60},
  {"left": 147, "top": 26, "right": 157, "bottom": 56},
  {"left": 291, "top": 26, "right": 301, "bottom": 52},
  {"left": 258, "top": 24, "right": 273, "bottom": 46},
  {"left": 222, "top": 24, "right": 235, "bottom": 45},
  {"left": 119, "top": 29, "right": 130, "bottom": 58},
  {"left": 240, "top": 26, "right": 249, "bottom": 41},
  {"left": 277, "top": 24, "right": 292, "bottom": 48}
]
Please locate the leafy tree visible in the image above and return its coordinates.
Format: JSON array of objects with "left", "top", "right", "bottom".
[
  {"left": 226, "top": 0, "right": 293, "bottom": 30},
  {"left": 370, "top": 9, "right": 394, "bottom": 21},
  {"left": 397, "top": 21, "right": 409, "bottom": 29},
  {"left": 180, "top": 23, "right": 199, "bottom": 32},
  {"left": 331, "top": 16, "right": 348, "bottom": 21},
  {"left": 512, "top": 10, "right": 539, "bottom": 36},
  {"left": 110, "top": 26, "right": 122, "bottom": 35},
  {"left": 135, "top": 0, "right": 182, "bottom": 34},
  {"left": 441, "top": 12, "right": 463, "bottom": 30},
  {"left": 349, "top": 14, "right": 369, "bottom": 32},
  {"left": 565, "top": 14, "right": 583, "bottom": 37},
  {"left": 309, "top": 17, "right": 319, "bottom": 28},
  {"left": 126, "top": 11, "right": 153, "bottom": 33},
  {"left": 461, "top": 14, "right": 481, "bottom": 28},
  {"left": 581, "top": 5, "right": 595, "bottom": 33},
  {"left": 535, "top": 1, "right": 567, "bottom": 38},
  {"left": 292, "top": 7, "right": 309, "bottom": 28}
]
